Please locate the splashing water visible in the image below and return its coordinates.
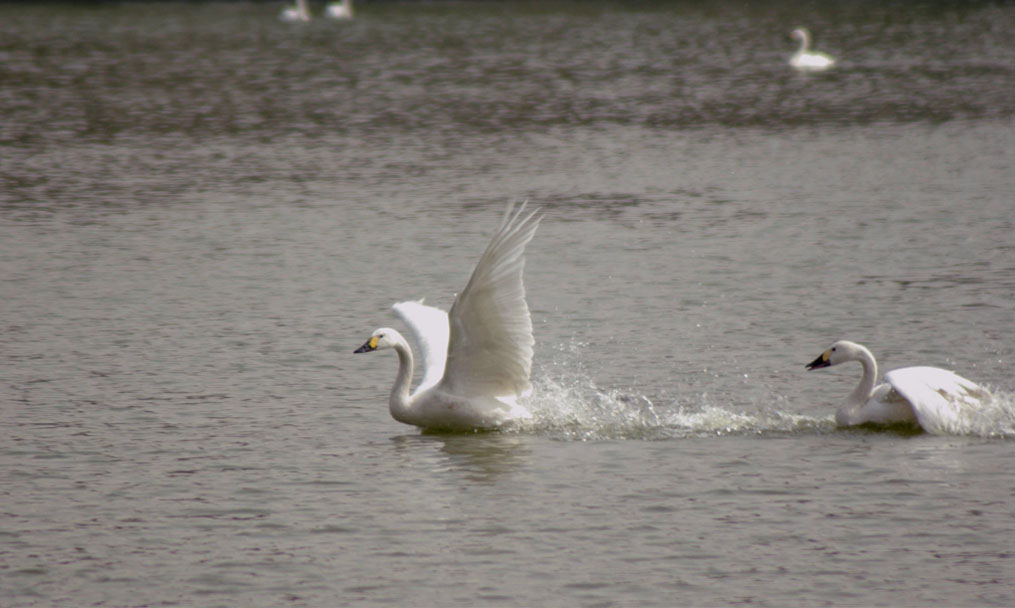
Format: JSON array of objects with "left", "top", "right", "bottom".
[
  {"left": 513, "top": 370, "right": 834, "bottom": 441},
  {"left": 945, "top": 385, "right": 1015, "bottom": 438},
  {"left": 512, "top": 352, "right": 1015, "bottom": 440}
]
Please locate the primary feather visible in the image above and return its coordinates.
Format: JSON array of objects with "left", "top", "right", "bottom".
[{"left": 443, "top": 203, "right": 540, "bottom": 398}]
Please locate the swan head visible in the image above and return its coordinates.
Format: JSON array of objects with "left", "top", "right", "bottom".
[
  {"left": 354, "top": 328, "right": 401, "bottom": 354},
  {"left": 791, "top": 28, "right": 810, "bottom": 42},
  {"left": 806, "top": 340, "right": 864, "bottom": 370}
]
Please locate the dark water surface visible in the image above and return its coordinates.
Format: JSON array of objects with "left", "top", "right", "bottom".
[{"left": 2, "top": 2, "right": 1014, "bottom": 606}]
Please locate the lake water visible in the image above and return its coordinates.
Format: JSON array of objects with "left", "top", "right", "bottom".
[{"left": 2, "top": 1, "right": 1014, "bottom": 606}]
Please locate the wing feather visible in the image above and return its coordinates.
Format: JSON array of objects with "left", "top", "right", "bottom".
[
  {"left": 391, "top": 299, "right": 449, "bottom": 393},
  {"left": 885, "top": 366, "right": 991, "bottom": 434},
  {"left": 440, "top": 202, "right": 542, "bottom": 397}
]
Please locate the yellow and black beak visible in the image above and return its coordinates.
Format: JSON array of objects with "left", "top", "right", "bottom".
[
  {"left": 806, "top": 351, "right": 831, "bottom": 370},
  {"left": 354, "top": 336, "right": 379, "bottom": 354}
]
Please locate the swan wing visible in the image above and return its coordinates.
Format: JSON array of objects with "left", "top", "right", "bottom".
[
  {"left": 440, "top": 202, "right": 542, "bottom": 398},
  {"left": 885, "top": 366, "right": 991, "bottom": 434},
  {"left": 391, "top": 299, "right": 449, "bottom": 393}
]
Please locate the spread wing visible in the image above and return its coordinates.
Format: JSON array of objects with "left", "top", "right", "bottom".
[
  {"left": 885, "top": 366, "right": 991, "bottom": 435},
  {"left": 440, "top": 202, "right": 542, "bottom": 398},
  {"left": 391, "top": 299, "right": 449, "bottom": 393}
]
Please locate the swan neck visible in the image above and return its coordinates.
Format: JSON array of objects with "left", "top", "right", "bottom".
[
  {"left": 388, "top": 338, "right": 415, "bottom": 422},
  {"left": 849, "top": 347, "right": 878, "bottom": 405},
  {"left": 798, "top": 31, "right": 810, "bottom": 52}
]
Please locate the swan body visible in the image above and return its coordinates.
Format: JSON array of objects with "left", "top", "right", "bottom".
[
  {"left": 326, "top": 0, "right": 354, "bottom": 19},
  {"left": 790, "top": 28, "right": 836, "bottom": 71},
  {"left": 354, "top": 202, "right": 542, "bottom": 431},
  {"left": 806, "top": 340, "right": 992, "bottom": 434},
  {"left": 280, "top": 0, "right": 310, "bottom": 22}
]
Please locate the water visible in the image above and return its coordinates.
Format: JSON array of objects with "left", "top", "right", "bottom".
[{"left": 2, "top": 1, "right": 1015, "bottom": 606}]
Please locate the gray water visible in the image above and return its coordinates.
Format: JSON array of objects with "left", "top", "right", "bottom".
[{"left": 2, "top": 1, "right": 1015, "bottom": 606}]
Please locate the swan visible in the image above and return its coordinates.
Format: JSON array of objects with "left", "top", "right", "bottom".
[
  {"left": 790, "top": 28, "right": 836, "bottom": 71},
  {"left": 326, "top": 0, "right": 353, "bottom": 19},
  {"left": 354, "top": 202, "right": 542, "bottom": 431},
  {"left": 805, "top": 340, "right": 992, "bottom": 434},
  {"left": 280, "top": 0, "right": 310, "bottom": 22}
]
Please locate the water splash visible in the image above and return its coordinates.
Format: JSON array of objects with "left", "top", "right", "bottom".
[
  {"left": 945, "top": 385, "right": 1015, "bottom": 438},
  {"left": 514, "top": 371, "right": 834, "bottom": 441},
  {"left": 512, "top": 360, "right": 1015, "bottom": 441}
]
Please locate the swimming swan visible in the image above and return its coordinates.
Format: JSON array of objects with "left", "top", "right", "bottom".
[
  {"left": 326, "top": 0, "right": 353, "bottom": 19},
  {"left": 806, "top": 340, "right": 992, "bottom": 434},
  {"left": 354, "top": 202, "right": 542, "bottom": 431},
  {"left": 790, "top": 28, "right": 836, "bottom": 71},
  {"left": 280, "top": 0, "right": 310, "bottom": 22}
]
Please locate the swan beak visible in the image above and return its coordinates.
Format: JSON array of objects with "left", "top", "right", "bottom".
[
  {"left": 806, "top": 351, "right": 831, "bottom": 370},
  {"left": 354, "top": 336, "right": 379, "bottom": 354}
]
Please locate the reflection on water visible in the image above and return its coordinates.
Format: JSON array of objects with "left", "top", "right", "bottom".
[{"left": 391, "top": 433, "right": 533, "bottom": 483}]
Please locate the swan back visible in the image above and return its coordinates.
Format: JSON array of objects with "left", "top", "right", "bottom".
[
  {"left": 884, "top": 366, "right": 992, "bottom": 434},
  {"left": 441, "top": 202, "right": 542, "bottom": 398},
  {"left": 391, "top": 299, "right": 449, "bottom": 394}
]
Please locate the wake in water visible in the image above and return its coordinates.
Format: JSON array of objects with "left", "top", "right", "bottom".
[
  {"left": 945, "top": 385, "right": 1015, "bottom": 438},
  {"left": 512, "top": 359, "right": 1015, "bottom": 441},
  {"left": 831, "top": 388, "right": 1015, "bottom": 438},
  {"left": 512, "top": 370, "right": 833, "bottom": 441}
]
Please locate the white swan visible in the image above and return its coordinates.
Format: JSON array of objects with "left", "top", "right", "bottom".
[
  {"left": 354, "top": 202, "right": 542, "bottom": 431},
  {"left": 280, "top": 0, "right": 310, "bottom": 22},
  {"left": 326, "top": 0, "right": 354, "bottom": 19},
  {"left": 790, "top": 28, "right": 836, "bottom": 71},
  {"left": 806, "top": 340, "right": 992, "bottom": 434}
]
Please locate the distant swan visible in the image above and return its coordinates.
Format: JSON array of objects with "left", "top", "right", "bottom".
[
  {"left": 280, "top": 0, "right": 310, "bottom": 22},
  {"left": 354, "top": 202, "right": 543, "bottom": 431},
  {"left": 326, "top": 0, "right": 354, "bottom": 19},
  {"left": 790, "top": 28, "right": 836, "bottom": 71},
  {"left": 806, "top": 340, "right": 992, "bottom": 434}
]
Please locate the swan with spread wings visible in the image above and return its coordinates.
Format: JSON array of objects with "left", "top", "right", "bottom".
[{"left": 354, "top": 203, "right": 542, "bottom": 431}]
